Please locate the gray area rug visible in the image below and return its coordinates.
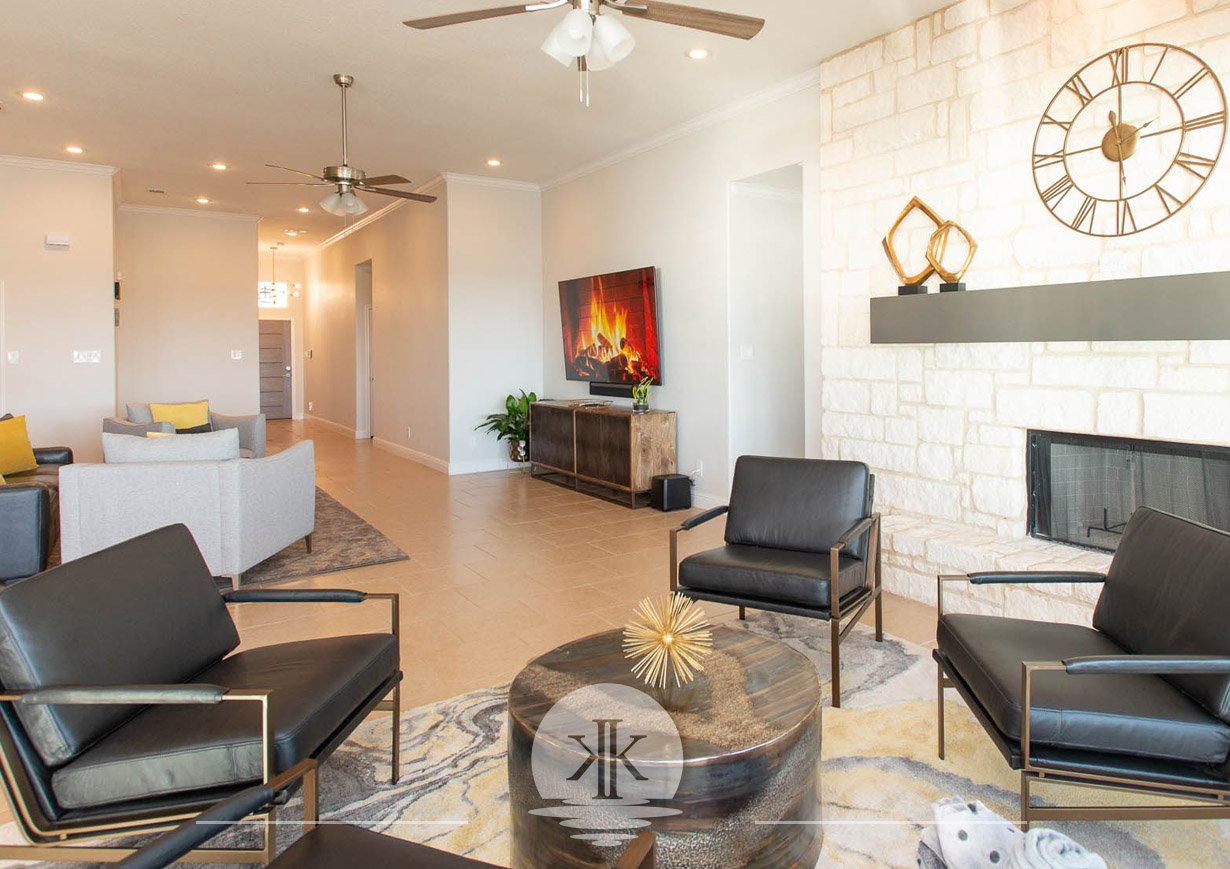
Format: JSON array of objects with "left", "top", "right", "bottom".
[{"left": 239, "top": 487, "right": 409, "bottom": 585}]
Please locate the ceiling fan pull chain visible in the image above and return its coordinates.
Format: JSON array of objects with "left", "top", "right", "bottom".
[{"left": 578, "top": 56, "right": 590, "bottom": 107}]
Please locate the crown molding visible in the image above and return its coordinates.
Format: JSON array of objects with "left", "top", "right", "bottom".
[
  {"left": 441, "top": 172, "right": 541, "bottom": 193},
  {"left": 729, "top": 181, "right": 803, "bottom": 203},
  {"left": 543, "top": 66, "right": 822, "bottom": 190},
  {"left": 311, "top": 175, "right": 446, "bottom": 253},
  {"left": 117, "top": 203, "right": 259, "bottom": 222},
  {"left": 0, "top": 154, "right": 119, "bottom": 176}
]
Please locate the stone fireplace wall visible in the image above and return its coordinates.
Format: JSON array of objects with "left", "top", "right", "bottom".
[{"left": 818, "top": 0, "right": 1230, "bottom": 621}]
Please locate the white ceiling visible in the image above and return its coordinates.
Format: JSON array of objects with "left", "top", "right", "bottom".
[{"left": 3, "top": 0, "right": 946, "bottom": 254}]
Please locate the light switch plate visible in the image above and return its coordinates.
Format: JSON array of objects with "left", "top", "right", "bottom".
[
  {"left": 230, "top": 349, "right": 243, "bottom": 360},
  {"left": 6, "top": 351, "right": 18, "bottom": 365},
  {"left": 72, "top": 350, "right": 102, "bottom": 364}
]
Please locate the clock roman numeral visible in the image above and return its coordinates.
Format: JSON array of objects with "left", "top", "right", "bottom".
[
  {"left": 1032, "top": 151, "right": 1065, "bottom": 169},
  {"left": 1184, "top": 111, "right": 1226, "bottom": 132},
  {"left": 1064, "top": 73, "right": 1094, "bottom": 106},
  {"left": 1072, "top": 196, "right": 1097, "bottom": 233},
  {"left": 1041, "top": 113, "right": 1072, "bottom": 131},
  {"left": 1149, "top": 46, "right": 1170, "bottom": 84},
  {"left": 1116, "top": 199, "right": 1136, "bottom": 235},
  {"left": 1176, "top": 152, "right": 1217, "bottom": 180},
  {"left": 1155, "top": 184, "right": 1184, "bottom": 215},
  {"left": 1041, "top": 174, "right": 1075, "bottom": 206},
  {"left": 1108, "top": 48, "right": 1130, "bottom": 86},
  {"left": 1174, "top": 68, "right": 1210, "bottom": 100}
]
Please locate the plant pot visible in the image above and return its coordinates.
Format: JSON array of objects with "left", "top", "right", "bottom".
[
  {"left": 508, "top": 439, "right": 528, "bottom": 463},
  {"left": 632, "top": 402, "right": 649, "bottom": 414}
]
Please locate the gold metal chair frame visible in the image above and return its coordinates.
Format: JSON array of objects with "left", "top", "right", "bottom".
[
  {"left": 0, "top": 592, "right": 401, "bottom": 864},
  {"left": 669, "top": 512, "right": 882, "bottom": 707},
  {"left": 936, "top": 575, "right": 1230, "bottom": 829}
]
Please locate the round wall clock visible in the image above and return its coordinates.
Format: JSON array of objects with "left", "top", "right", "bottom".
[{"left": 1031, "top": 43, "right": 1226, "bottom": 237}]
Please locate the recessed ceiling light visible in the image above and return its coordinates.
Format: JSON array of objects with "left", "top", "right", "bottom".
[
  {"left": 297, "top": 206, "right": 311, "bottom": 213},
  {"left": 210, "top": 162, "right": 228, "bottom": 171},
  {"left": 195, "top": 196, "right": 211, "bottom": 204},
  {"left": 284, "top": 229, "right": 308, "bottom": 237},
  {"left": 487, "top": 158, "right": 502, "bottom": 168},
  {"left": 64, "top": 145, "right": 84, "bottom": 155},
  {"left": 21, "top": 91, "right": 44, "bottom": 102},
  {"left": 686, "top": 48, "right": 710, "bottom": 60}
]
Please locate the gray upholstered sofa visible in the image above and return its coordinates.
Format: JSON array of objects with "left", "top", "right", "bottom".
[
  {"left": 58, "top": 434, "right": 315, "bottom": 588},
  {"left": 105, "top": 402, "right": 266, "bottom": 458}
]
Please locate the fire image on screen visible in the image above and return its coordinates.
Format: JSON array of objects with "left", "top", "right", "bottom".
[{"left": 559, "top": 267, "right": 661, "bottom": 385}]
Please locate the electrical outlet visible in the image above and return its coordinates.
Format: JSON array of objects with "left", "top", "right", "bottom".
[
  {"left": 692, "top": 460, "right": 704, "bottom": 479},
  {"left": 406, "top": 427, "right": 413, "bottom": 440},
  {"left": 307, "top": 401, "right": 314, "bottom": 412}
]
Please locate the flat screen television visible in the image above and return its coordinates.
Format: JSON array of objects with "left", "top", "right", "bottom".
[{"left": 558, "top": 266, "right": 662, "bottom": 385}]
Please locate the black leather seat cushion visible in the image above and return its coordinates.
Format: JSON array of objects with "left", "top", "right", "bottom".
[
  {"left": 938, "top": 613, "right": 1230, "bottom": 765},
  {"left": 679, "top": 544, "right": 866, "bottom": 610},
  {"left": 273, "top": 824, "right": 501, "bottom": 868},
  {"left": 1093, "top": 507, "right": 1230, "bottom": 723},
  {"left": 50, "top": 634, "right": 398, "bottom": 809}
]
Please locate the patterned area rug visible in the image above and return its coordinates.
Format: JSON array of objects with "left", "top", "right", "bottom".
[
  {"left": 237, "top": 488, "right": 408, "bottom": 585},
  {"left": 3, "top": 614, "right": 1226, "bottom": 867}
]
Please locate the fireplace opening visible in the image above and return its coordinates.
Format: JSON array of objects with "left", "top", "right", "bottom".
[{"left": 1028, "top": 429, "right": 1230, "bottom": 552}]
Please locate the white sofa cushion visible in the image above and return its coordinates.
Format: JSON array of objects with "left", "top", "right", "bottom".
[{"left": 103, "top": 429, "right": 241, "bottom": 463}]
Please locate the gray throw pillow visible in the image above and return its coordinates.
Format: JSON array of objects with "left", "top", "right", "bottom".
[
  {"left": 125, "top": 403, "right": 154, "bottom": 424},
  {"left": 102, "top": 429, "right": 241, "bottom": 463}
]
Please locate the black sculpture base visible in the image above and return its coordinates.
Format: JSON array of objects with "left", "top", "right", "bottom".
[
  {"left": 898, "top": 284, "right": 928, "bottom": 295},
  {"left": 940, "top": 282, "right": 967, "bottom": 293}
]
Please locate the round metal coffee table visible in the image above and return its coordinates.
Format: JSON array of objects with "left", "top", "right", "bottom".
[{"left": 507, "top": 625, "right": 822, "bottom": 868}]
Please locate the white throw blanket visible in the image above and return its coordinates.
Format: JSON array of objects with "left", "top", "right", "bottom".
[{"left": 918, "top": 798, "right": 1106, "bottom": 869}]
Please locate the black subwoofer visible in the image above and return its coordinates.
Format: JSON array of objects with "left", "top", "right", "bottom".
[{"left": 651, "top": 474, "right": 692, "bottom": 512}]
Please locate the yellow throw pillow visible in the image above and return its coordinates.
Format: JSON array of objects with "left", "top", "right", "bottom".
[
  {"left": 145, "top": 431, "right": 176, "bottom": 438},
  {"left": 0, "top": 415, "right": 38, "bottom": 476},
  {"left": 149, "top": 401, "right": 210, "bottom": 432}
]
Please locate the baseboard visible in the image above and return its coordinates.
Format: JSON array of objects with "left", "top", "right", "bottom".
[
  {"left": 448, "top": 457, "right": 526, "bottom": 476},
  {"left": 372, "top": 437, "right": 449, "bottom": 474},
  {"left": 691, "top": 489, "right": 726, "bottom": 509},
  {"left": 305, "top": 414, "right": 356, "bottom": 438}
]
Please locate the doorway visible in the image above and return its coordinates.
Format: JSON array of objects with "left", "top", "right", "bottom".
[
  {"left": 258, "top": 319, "right": 293, "bottom": 420},
  {"left": 727, "top": 165, "right": 805, "bottom": 479},
  {"left": 355, "top": 261, "right": 373, "bottom": 439}
]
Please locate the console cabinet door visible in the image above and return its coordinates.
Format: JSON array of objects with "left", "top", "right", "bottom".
[
  {"left": 575, "top": 413, "right": 632, "bottom": 488},
  {"left": 529, "top": 404, "right": 575, "bottom": 472}
]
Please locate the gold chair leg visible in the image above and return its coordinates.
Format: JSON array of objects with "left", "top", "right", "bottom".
[
  {"left": 228, "top": 574, "right": 242, "bottom": 591},
  {"left": 830, "top": 618, "right": 842, "bottom": 708},
  {"left": 874, "top": 590, "right": 884, "bottom": 642},
  {"left": 738, "top": 606, "right": 746, "bottom": 620},
  {"left": 304, "top": 534, "right": 313, "bottom": 554},
  {"left": 937, "top": 662, "right": 946, "bottom": 760},
  {"left": 1020, "top": 772, "right": 1031, "bottom": 831},
  {"left": 390, "top": 682, "right": 401, "bottom": 785}
]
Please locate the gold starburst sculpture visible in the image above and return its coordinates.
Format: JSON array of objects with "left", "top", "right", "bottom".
[{"left": 623, "top": 593, "right": 714, "bottom": 689}]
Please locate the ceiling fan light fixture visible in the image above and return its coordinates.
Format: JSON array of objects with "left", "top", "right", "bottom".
[
  {"left": 541, "top": 28, "right": 575, "bottom": 67},
  {"left": 585, "top": 37, "right": 616, "bottom": 71},
  {"left": 555, "top": 8, "right": 594, "bottom": 56},
  {"left": 320, "top": 189, "right": 369, "bottom": 217},
  {"left": 593, "top": 14, "right": 635, "bottom": 63}
]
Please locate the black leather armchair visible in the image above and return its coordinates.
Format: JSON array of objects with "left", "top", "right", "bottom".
[
  {"left": 0, "top": 524, "right": 402, "bottom": 864},
  {"left": 670, "top": 456, "right": 882, "bottom": 706},
  {"left": 0, "top": 445, "right": 73, "bottom": 582},
  {"left": 935, "top": 506, "right": 1230, "bottom": 828}
]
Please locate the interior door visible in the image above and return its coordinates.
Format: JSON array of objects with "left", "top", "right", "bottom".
[{"left": 259, "top": 320, "right": 292, "bottom": 420}]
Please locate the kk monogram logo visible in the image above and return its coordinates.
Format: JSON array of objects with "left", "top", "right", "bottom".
[{"left": 530, "top": 683, "right": 683, "bottom": 847}]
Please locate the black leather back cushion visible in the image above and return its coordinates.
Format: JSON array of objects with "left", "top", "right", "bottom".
[
  {"left": 0, "top": 524, "right": 239, "bottom": 767},
  {"left": 724, "top": 457, "right": 871, "bottom": 556},
  {"left": 1094, "top": 507, "right": 1230, "bottom": 723}
]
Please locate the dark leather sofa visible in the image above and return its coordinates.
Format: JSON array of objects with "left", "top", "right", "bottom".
[
  {"left": 935, "top": 506, "right": 1230, "bottom": 828},
  {"left": 0, "top": 524, "right": 402, "bottom": 863},
  {"left": 0, "top": 441, "right": 73, "bottom": 583},
  {"left": 670, "top": 456, "right": 882, "bottom": 706}
]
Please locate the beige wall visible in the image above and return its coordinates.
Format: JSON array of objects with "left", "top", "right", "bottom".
[
  {"left": 304, "top": 187, "right": 451, "bottom": 464},
  {"left": 0, "top": 156, "right": 117, "bottom": 460},
  {"left": 116, "top": 206, "right": 259, "bottom": 414},
  {"left": 541, "top": 82, "right": 824, "bottom": 506},
  {"left": 447, "top": 178, "right": 543, "bottom": 473},
  {"left": 258, "top": 251, "right": 306, "bottom": 419}
]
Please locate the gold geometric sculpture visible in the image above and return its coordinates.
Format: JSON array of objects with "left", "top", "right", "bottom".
[
  {"left": 926, "top": 220, "right": 978, "bottom": 284},
  {"left": 623, "top": 593, "right": 713, "bottom": 689},
  {"left": 882, "top": 196, "right": 944, "bottom": 286}
]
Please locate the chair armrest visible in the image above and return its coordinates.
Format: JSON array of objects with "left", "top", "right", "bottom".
[
  {"left": 1062, "top": 655, "right": 1230, "bottom": 676},
  {"left": 116, "top": 783, "right": 276, "bottom": 869},
  {"left": 9, "top": 684, "right": 230, "bottom": 706},
  {"left": 224, "top": 589, "right": 367, "bottom": 604},
  {"left": 32, "top": 446, "right": 73, "bottom": 466},
  {"left": 211, "top": 413, "right": 267, "bottom": 458},
  {"left": 833, "top": 515, "right": 876, "bottom": 552},
  {"left": 966, "top": 571, "right": 1107, "bottom": 585},
  {"left": 103, "top": 417, "right": 174, "bottom": 437},
  {"left": 678, "top": 505, "right": 728, "bottom": 531}
]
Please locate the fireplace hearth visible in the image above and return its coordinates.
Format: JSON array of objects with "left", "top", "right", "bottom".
[{"left": 1028, "top": 429, "right": 1230, "bottom": 552}]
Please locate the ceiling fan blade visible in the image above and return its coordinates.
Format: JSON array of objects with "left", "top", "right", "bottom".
[
  {"left": 364, "top": 187, "right": 439, "bottom": 204},
  {"left": 264, "top": 163, "right": 327, "bottom": 180},
  {"left": 361, "top": 174, "right": 412, "bottom": 186},
  {"left": 610, "top": 0, "right": 764, "bottom": 39},
  {"left": 404, "top": 4, "right": 536, "bottom": 29},
  {"left": 246, "top": 181, "right": 332, "bottom": 186}
]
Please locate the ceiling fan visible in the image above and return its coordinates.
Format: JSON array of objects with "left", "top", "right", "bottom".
[
  {"left": 249, "top": 74, "right": 437, "bottom": 217},
  {"left": 404, "top": 0, "right": 765, "bottom": 104}
]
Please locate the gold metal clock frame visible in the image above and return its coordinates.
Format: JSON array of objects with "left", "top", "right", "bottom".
[{"left": 1031, "top": 43, "right": 1227, "bottom": 238}]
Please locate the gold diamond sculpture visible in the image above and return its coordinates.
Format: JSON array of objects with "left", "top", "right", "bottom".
[{"left": 623, "top": 593, "right": 714, "bottom": 689}]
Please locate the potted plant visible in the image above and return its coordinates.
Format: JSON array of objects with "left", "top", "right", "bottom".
[
  {"left": 631, "top": 377, "right": 653, "bottom": 413},
  {"left": 476, "top": 390, "right": 537, "bottom": 463}
]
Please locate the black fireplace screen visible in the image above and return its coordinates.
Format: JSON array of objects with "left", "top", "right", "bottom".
[{"left": 1028, "top": 429, "right": 1230, "bottom": 552}]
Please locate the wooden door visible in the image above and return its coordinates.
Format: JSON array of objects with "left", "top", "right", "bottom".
[{"left": 259, "top": 320, "right": 292, "bottom": 420}]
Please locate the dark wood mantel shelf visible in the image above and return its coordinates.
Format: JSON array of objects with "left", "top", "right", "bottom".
[{"left": 869, "top": 271, "right": 1230, "bottom": 345}]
